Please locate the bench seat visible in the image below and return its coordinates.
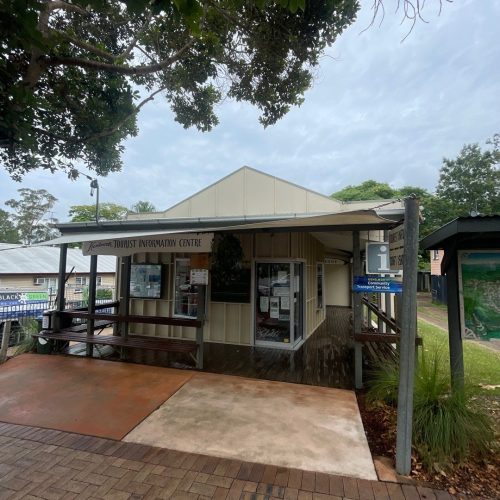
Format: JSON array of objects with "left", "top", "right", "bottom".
[{"left": 33, "top": 330, "right": 198, "bottom": 354}]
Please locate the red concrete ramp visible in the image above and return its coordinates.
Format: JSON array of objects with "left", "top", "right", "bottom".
[{"left": 0, "top": 354, "right": 194, "bottom": 439}]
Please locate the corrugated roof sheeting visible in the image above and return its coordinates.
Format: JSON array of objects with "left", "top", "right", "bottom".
[{"left": 0, "top": 243, "right": 116, "bottom": 274}]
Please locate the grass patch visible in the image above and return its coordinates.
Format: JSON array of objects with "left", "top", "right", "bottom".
[{"left": 418, "top": 320, "right": 500, "bottom": 396}]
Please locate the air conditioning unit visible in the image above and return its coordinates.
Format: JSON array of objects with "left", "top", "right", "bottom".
[{"left": 34, "top": 277, "right": 45, "bottom": 285}]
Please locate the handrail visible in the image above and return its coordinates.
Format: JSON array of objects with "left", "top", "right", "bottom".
[
  {"left": 354, "top": 333, "right": 423, "bottom": 346},
  {"left": 68, "top": 301, "right": 120, "bottom": 312},
  {"left": 361, "top": 296, "right": 400, "bottom": 334},
  {"left": 59, "top": 310, "right": 201, "bottom": 329}
]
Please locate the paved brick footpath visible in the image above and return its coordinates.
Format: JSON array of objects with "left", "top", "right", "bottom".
[{"left": 0, "top": 423, "right": 459, "bottom": 500}]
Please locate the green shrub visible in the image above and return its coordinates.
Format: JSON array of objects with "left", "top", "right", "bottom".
[
  {"left": 96, "top": 288, "right": 113, "bottom": 300},
  {"left": 367, "top": 351, "right": 495, "bottom": 469}
]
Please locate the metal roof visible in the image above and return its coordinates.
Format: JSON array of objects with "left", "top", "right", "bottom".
[
  {"left": 41, "top": 210, "right": 402, "bottom": 249},
  {"left": 420, "top": 215, "right": 500, "bottom": 250},
  {"left": 0, "top": 243, "right": 116, "bottom": 274}
]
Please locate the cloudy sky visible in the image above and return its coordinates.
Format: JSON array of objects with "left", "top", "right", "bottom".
[{"left": 1, "top": 0, "right": 499, "bottom": 220}]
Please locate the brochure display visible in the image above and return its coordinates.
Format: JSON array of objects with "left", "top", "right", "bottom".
[{"left": 130, "top": 264, "right": 162, "bottom": 298}]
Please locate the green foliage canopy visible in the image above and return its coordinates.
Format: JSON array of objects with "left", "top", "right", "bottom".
[
  {"left": 1, "top": 0, "right": 358, "bottom": 180},
  {"left": 130, "top": 200, "right": 157, "bottom": 213},
  {"left": 5, "top": 188, "right": 58, "bottom": 245},
  {"left": 0, "top": 209, "right": 20, "bottom": 244},
  {"left": 437, "top": 138, "right": 500, "bottom": 218},
  {"left": 68, "top": 203, "right": 129, "bottom": 222}
]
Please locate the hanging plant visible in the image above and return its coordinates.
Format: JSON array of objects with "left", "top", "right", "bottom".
[{"left": 211, "top": 233, "right": 244, "bottom": 287}]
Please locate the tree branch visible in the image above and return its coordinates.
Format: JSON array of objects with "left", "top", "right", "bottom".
[
  {"left": 45, "top": 39, "right": 194, "bottom": 75},
  {"left": 45, "top": 0, "right": 89, "bottom": 16},
  {"left": 33, "top": 85, "right": 169, "bottom": 144},
  {"left": 119, "top": 10, "right": 153, "bottom": 61},
  {"left": 52, "top": 29, "right": 116, "bottom": 61}
]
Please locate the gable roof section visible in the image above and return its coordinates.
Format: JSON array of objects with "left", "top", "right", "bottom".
[{"left": 133, "top": 166, "right": 345, "bottom": 219}]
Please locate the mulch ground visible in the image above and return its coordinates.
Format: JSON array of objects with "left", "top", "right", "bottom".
[{"left": 357, "top": 393, "right": 500, "bottom": 499}]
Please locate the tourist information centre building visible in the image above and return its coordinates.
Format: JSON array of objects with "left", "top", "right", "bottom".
[{"left": 46, "top": 167, "right": 405, "bottom": 356}]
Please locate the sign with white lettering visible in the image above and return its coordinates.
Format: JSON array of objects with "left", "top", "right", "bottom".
[
  {"left": 352, "top": 276, "right": 403, "bottom": 294},
  {"left": 366, "top": 243, "right": 392, "bottom": 274},
  {"left": 82, "top": 233, "right": 214, "bottom": 256},
  {"left": 389, "top": 224, "right": 404, "bottom": 272}
]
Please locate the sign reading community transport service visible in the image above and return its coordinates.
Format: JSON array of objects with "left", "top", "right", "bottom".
[
  {"left": 82, "top": 233, "right": 214, "bottom": 256},
  {"left": 353, "top": 276, "right": 403, "bottom": 294}
]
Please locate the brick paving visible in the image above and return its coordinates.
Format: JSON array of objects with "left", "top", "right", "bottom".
[{"left": 0, "top": 422, "right": 458, "bottom": 500}]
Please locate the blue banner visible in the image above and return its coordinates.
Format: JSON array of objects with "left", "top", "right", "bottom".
[{"left": 353, "top": 276, "right": 403, "bottom": 293}]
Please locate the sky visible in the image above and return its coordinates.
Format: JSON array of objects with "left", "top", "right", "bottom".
[{"left": 1, "top": 0, "right": 499, "bottom": 221}]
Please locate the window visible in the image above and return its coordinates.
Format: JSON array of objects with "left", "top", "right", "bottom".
[
  {"left": 75, "top": 276, "right": 87, "bottom": 286},
  {"left": 96, "top": 276, "right": 103, "bottom": 286},
  {"left": 432, "top": 250, "right": 440, "bottom": 261},
  {"left": 130, "top": 264, "right": 162, "bottom": 298},
  {"left": 34, "top": 277, "right": 45, "bottom": 285},
  {"left": 174, "top": 258, "right": 199, "bottom": 318},
  {"left": 316, "top": 263, "right": 324, "bottom": 309}
]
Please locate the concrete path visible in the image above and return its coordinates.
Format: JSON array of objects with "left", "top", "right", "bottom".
[
  {"left": 0, "top": 422, "right": 457, "bottom": 500},
  {"left": 124, "top": 373, "right": 376, "bottom": 480}
]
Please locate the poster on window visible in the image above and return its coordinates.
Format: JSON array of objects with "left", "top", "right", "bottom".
[
  {"left": 269, "top": 297, "right": 280, "bottom": 319},
  {"left": 130, "top": 264, "right": 162, "bottom": 298},
  {"left": 459, "top": 251, "right": 500, "bottom": 341}
]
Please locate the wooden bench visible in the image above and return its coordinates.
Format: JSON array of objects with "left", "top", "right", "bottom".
[
  {"left": 32, "top": 331, "right": 198, "bottom": 356},
  {"left": 59, "top": 319, "right": 115, "bottom": 334}
]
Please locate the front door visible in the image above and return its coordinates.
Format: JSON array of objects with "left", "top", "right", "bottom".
[{"left": 254, "top": 261, "right": 304, "bottom": 347}]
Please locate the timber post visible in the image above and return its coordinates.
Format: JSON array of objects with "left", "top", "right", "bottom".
[
  {"left": 54, "top": 244, "right": 68, "bottom": 332},
  {"left": 86, "top": 254, "right": 98, "bottom": 357},
  {"left": 196, "top": 285, "right": 206, "bottom": 370},
  {"left": 352, "top": 230, "right": 363, "bottom": 389},
  {"left": 395, "top": 196, "right": 419, "bottom": 475}
]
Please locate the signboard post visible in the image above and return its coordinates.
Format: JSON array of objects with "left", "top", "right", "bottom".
[{"left": 395, "top": 196, "right": 419, "bottom": 476}]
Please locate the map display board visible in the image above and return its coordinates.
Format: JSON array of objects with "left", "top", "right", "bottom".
[{"left": 459, "top": 251, "right": 500, "bottom": 341}]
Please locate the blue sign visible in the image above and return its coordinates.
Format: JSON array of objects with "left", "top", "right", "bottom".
[{"left": 353, "top": 276, "right": 403, "bottom": 293}]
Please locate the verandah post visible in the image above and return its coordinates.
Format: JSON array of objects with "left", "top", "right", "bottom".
[
  {"left": 54, "top": 243, "right": 68, "bottom": 332},
  {"left": 119, "top": 256, "right": 131, "bottom": 340},
  {"left": 86, "top": 254, "right": 98, "bottom": 357},
  {"left": 352, "top": 230, "right": 363, "bottom": 389},
  {"left": 196, "top": 285, "right": 206, "bottom": 369}
]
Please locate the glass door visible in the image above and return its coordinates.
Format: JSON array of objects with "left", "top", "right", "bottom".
[{"left": 255, "top": 262, "right": 303, "bottom": 347}]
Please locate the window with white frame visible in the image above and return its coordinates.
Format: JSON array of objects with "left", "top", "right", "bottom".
[
  {"left": 316, "top": 262, "right": 324, "bottom": 309},
  {"left": 75, "top": 276, "right": 87, "bottom": 286},
  {"left": 432, "top": 250, "right": 440, "bottom": 260},
  {"left": 173, "top": 258, "right": 199, "bottom": 318},
  {"left": 96, "top": 276, "right": 103, "bottom": 286}
]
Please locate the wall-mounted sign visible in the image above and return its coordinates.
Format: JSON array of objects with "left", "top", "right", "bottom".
[
  {"left": 83, "top": 233, "right": 214, "bottom": 256},
  {"left": 366, "top": 243, "right": 392, "bottom": 274},
  {"left": 458, "top": 251, "right": 500, "bottom": 341},
  {"left": 324, "top": 256, "right": 346, "bottom": 265},
  {"left": 0, "top": 291, "right": 48, "bottom": 306},
  {"left": 190, "top": 268, "right": 209, "bottom": 285},
  {"left": 389, "top": 224, "right": 404, "bottom": 272},
  {"left": 353, "top": 276, "right": 403, "bottom": 294}
]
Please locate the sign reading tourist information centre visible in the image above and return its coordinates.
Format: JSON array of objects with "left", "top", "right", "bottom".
[{"left": 82, "top": 233, "right": 214, "bottom": 256}]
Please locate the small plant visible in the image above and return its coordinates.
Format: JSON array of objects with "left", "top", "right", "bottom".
[
  {"left": 366, "top": 350, "right": 496, "bottom": 470},
  {"left": 11, "top": 318, "right": 38, "bottom": 355}
]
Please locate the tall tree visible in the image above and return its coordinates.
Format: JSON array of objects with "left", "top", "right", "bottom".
[
  {"left": 5, "top": 189, "right": 58, "bottom": 244},
  {"left": 0, "top": 209, "right": 20, "bottom": 244},
  {"left": 69, "top": 203, "right": 129, "bottom": 222},
  {"left": 1, "top": 0, "right": 358, "bottom": 180},
  {"left": 332, "top": 180, "right": 398, "bottom": 201},
  {"left": 436, "top": 139, "right": 500, "bottom": 217},
  {"left": 131, "top": 200, "right": 157, "bottom": 213}
]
